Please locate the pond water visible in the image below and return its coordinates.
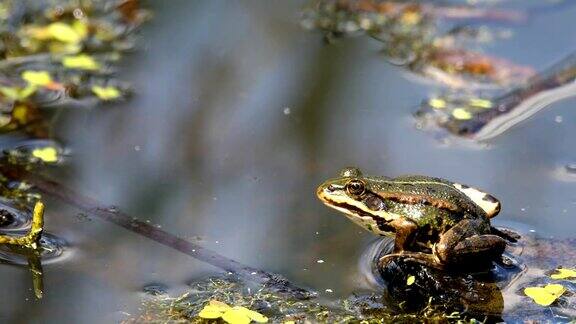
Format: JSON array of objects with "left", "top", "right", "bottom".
[{"left": 2, "top": 1, "right": 576, "bottom": 322}]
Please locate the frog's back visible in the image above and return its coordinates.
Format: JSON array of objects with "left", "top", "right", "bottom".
[{"left": 387, "top": 175, "right": 501, "bottom": 218}]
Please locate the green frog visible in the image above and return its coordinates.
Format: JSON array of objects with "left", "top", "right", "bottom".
[{"left": 316, "top": 167, "right": 510, "bottom": 270}]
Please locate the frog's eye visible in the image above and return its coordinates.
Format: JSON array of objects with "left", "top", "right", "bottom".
[{"left": 346, "top": 179, "right": 365, "bottom": 196}]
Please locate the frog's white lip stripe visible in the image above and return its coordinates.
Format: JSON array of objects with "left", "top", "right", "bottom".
[{"left": 453, "top": 183, "right": 500, "bottom": 217}]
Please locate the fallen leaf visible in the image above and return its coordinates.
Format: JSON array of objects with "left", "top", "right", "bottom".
[
  {"left": 0, "top": 86, "right": 37, "bottom": 101},
  {"left": 469, "top": 98, "right": 493, "bottom": 109},
  {"left": 551, "top": 268, "right": 576, "bottom": 280},
  {"left": 406, "top": 275, "right": 415, "bottom": 286},
  {"left": 428, "top": 98, "right": 446, "bottom": 109},
  {"left": 21, "top": 71, "right": 52, "bottom": 86},
  {"left": 92, "top": 86, "right": 121, "bottom": 100},
  {"left": 32, "top": 147, "right": 59, "bottom": 163},
  {"left": 222, "top": 308, "right": 252, "bottom": 324},
  {"left": 47, "top": 22, "right": 83, "bottom": 43},
  {"left": 62, "top": 54, "right": 100, "bottom": 70},
  {"left": 197, "top": 300, "right": 267, "bottom": 324},
  {"left": 198, "top": 306, "right": 225, "bottom": 319},
  {"left": 452, "top": 108, "right": 473, "bottom": 120},
  {"left": 524, "top": 284, "right": 566, "bottom": 306}
]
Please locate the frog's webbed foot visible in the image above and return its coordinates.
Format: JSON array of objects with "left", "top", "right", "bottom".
[{"left": 379, "top": 251, "right": 444, "bottom": 270}]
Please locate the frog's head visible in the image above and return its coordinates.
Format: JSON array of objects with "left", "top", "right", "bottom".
[{"left": 316, "top": 167, "right": 397, "bottom": 235}]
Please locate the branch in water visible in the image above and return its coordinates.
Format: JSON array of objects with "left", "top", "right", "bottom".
[{"left": 21, "top": 170, "right": 314, "bottom": 299}]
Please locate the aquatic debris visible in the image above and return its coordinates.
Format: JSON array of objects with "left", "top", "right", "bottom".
[
  {"left": 416, "top": 51, "right": 576, "bottom": 141},
  {"left": 91, "top": 85, "right": 122, "bottom": 101},
  {"left": 302, "top": 0, "right": 534, "bottom": 87},
  {"left": 61, "top": 54, "right": 101, "bottom": 70},
  {"left": 550, "top": 268, "right": 576, "bottom": 280},
  {"left": 198, "top": 300, "right": 268, "bottom": 324},
  {"left": 128, "top": 276, "right": 463, "bottom": 323},
  {"left": 524, "top": 284, "right": 566, "bottom": 306},
  {"left": 0, "top": 0, "right": 149, "bottom": 299},
  {"left": 0, "top": 201, "right": 44, "bottom": 249},
  {"left": 406, "top": 275, "right": 415, "bottom": 286},
  {"left": 31, "top": 147, "right": 59, "bottom": 163},
  {"left": 4, "top": 140, "right": 64, "bottom": 165}
]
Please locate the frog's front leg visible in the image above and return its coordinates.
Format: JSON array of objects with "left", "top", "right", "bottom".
[
  {"left": 378, "top": 218, "right": 443, "bottom": 269},
  {"left": 434, "top": 219, "right": 507, "bottom": 267}
]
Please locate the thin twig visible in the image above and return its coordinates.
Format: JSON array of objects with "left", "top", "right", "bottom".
[{"left": 21, "top": 170, "right": 314, "bottom": 299}]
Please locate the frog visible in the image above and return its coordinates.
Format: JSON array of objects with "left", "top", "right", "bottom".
[{"left": 316, "top": 167, "right": 512, "bottom": 270}]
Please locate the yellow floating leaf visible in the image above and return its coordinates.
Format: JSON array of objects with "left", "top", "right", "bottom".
[
  {"left": 469, "top": 98, "right": 493, "bottom": 109},
  {"left": 19, "top": 85, "right": 38, "bottom": 99},
  {"left": 13, "top": 104, "right": 31, "bottom": 124},
  {"left": 47, "top": 22, "right": 82, "bottom": 43},
  {"left": 62, "top": 54, "right": 100, "bottom": 70},
  {"left": 72, "top": 20, "right": 89, "bottom": 39},
  {"left": 406, "top": 275, "right": 415, "bottom": 286},
  {"left": 208, "top": 300, "right": 232, "bottom": 312},
  {"left": 198, "top": 306, "right": 224, "bottom": 319},
  {"left": 222, "top": 308, "right": 251, "bottom": 324},
  {"left": 49, "top": 41, "right": 82, "bottom": 55},
  {"left": 0, "top": 85, "right": 37, "bottom": 101},
  {"left": 524, "top": 284, "right": 566, "bottom": 306},
  {"left": 32, "top": 147, "right": 59, "bottom": 163},
  {"left": 428, "top": 98, "right": 446, "bottom": 109},
  {"left": 21, "top": 71, "right": 52, "bottom": 86},
  {"left": 551, "top": 268, "right": 576, "bottom": 280},
  {"left": 452, "top": 108, "right": 473, "bottom": 120},
  {"left": 92, "top": 86, "right": 121, "bottom": 101},
  {"left": 0, "top": 86, "right": 21, "bottom": 100}
]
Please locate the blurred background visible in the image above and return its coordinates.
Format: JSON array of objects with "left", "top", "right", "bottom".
[{"left": 1, "top": 1, "right": 575, "bottom": 322}]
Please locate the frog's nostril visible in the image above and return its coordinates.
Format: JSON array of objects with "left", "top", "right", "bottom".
[{"left": 327, "top": 185, "right": 336, "bottom": 192}]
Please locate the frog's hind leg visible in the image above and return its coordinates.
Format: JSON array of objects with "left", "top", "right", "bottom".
[
  {"left": 378, "top": 251, "right": 444, "bottom": 270},
  {"left": 434, "top": 219, "right": 506, "bottom": 266}
]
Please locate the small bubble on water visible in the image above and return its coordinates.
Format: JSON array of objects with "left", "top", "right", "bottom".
[
  {"left": 73, "top": 8, "right": 85, "bottom": 19},
  {"left": 316, "top": 259, "right": 325, "bottom": 264},
  {"left": 134, "top": 145, "right": 141, "bottom": 151},
  {"left": 554, "top": 115, "right": 563, "bottom": 123},
  {"left": 529, "top": 229, "right": 536, "bottom": 233},
  {"left": 283, "top": 107, "right": 291, "bottom": 115},
  {"left": 325, "top": 289, "right": 333, "bottom": 293}
]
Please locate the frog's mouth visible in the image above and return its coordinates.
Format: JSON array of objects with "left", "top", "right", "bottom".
[{"left": 319, "top": 198, "right": 396, "bottom": 235}]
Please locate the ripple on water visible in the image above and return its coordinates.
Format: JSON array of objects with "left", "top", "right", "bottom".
[
  {"left": 0, "top": 233, "right": 70, "bottom": 266},
  {"left": 0, "top": 199, "right": 71, "bottom": 265},
  {"left": 0, "top": 199, "right": 33, "bottom": 232},
  {"left": 358, "top": 227, "right": 525, "bottom": 291}
]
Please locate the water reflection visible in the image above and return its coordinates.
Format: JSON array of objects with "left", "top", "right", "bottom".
[{"left": 1, "top": 0, "right": 572, "bottom": 322}]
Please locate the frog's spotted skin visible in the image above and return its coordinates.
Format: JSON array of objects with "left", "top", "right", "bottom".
[{"left": 452, "top": 183, "right": 500, "bottom": 218}]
